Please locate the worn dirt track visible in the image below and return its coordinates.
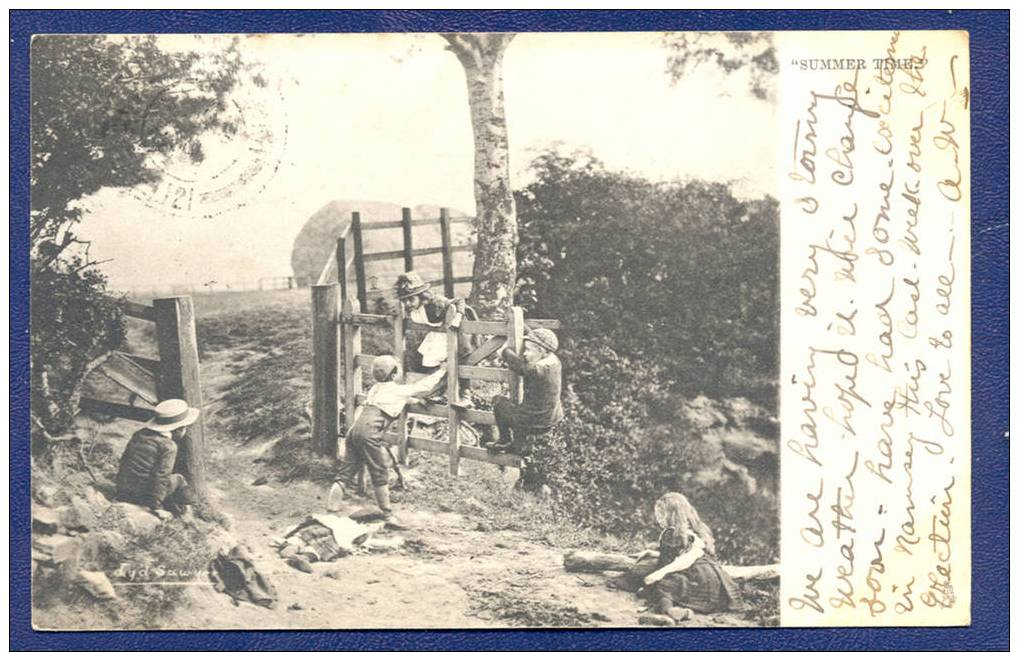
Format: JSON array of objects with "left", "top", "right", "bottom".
[{"left": 166, "top": 346, "right": 757, "bottom": 630}]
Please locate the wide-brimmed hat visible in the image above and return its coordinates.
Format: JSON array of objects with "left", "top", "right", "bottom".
[
  {"left": 394, "top": 271, "right": 430, "bottom": 299},
  {"left": 144, "top": 399, "right": 200, "bottom": 432},
  {"left": 524, "top": 328, "right": 559, "bottom": 353}
]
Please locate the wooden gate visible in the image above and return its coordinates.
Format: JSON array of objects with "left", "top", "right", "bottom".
[
  {"left": 80, "top": 295, "right": 207, "bottom": 496},
  {"left": 311, "top": 285, "right": 558, "bottom": 475},
  {"left": 316, "top": 207, "right": 475, "bottom": 307}
]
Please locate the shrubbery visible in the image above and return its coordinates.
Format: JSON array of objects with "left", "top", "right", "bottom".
[{"left": 515, "top": 150, "right": 779, "bottom": 563}]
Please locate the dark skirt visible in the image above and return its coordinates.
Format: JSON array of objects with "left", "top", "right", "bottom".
[{"left": 652, "top": 556, "right": 744, "bottom": 614}]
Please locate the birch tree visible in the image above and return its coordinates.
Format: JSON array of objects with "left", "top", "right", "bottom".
[{"left": 440, "top": 33, "right": 517, "bottom": 318}]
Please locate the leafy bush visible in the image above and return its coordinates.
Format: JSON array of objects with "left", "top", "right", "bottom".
[
  {"left": 30, "top": 257, "right": 125, "bottom": 436},
  {"left": 514, "top": 150, "right": 779, "bottom": 564}
]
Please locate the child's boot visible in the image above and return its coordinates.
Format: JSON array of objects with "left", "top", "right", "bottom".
[
  {"left": 326, "top": 481, "right": 346, "bottom": 512},
  {"left": 373, "top": 484, "right": 409, "bottom": 530}
]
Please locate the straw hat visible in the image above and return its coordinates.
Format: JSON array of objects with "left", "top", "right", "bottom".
[
  {"left": 144, "top": 399, "right": 200, "bottom": 432},
  {"left": 394, "top": 271, "right": 430, "bottom": 299}
]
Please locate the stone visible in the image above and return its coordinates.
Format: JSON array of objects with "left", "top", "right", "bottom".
[
  {"left": 638, "top": 613, "right": 676, "bottom": 627},
  {"left": 59, "top": 497, "right": 98, "bottom": 531},
  {"left": 33, "top": 534, "right": 80, "bottom": 566},
  {"left": 32, "top": 485, "right": 60, "bottom": 508},
  {"left": 683, "top": 395, "right": 728, "bottom": 430},
  {"left": 82, "top": 486, "right": 112, "bottom": 511},
  {"left": 32, "top": 505, "right": 61, "bottom": 535},
  {"left": 76, "top": 571, "right": 117, "bottom": 600},
  {"left": 286, "top": 556, "right": 314, "bottom": 573},
  {"left": 113, "top": 502, "right": 162, "bottom": 535}
]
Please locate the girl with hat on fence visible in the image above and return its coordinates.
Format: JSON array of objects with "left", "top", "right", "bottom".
[{"left": 394, "top": 271, "right": 475, "bottom": 372}]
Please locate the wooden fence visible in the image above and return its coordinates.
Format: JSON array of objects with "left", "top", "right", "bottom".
[
  {"left": 311, "top": 285, "right": 559, "bottom": 475},
  {"left": 316, "top": 207, "right": 475, "bottom": 307},
  {"left": 79, "top": 296, "right": 207, "bottom": 496}
]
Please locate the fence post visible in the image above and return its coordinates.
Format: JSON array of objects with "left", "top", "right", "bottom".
[
  {"left": 312, "top": 285, "right": 339, "bottom": 457},
  {"left": 152, "top": 296, "right": 207, "bottom": 498},
  {"left": 447, "top": 319, "right": 461, "bottom": 476},
  {"left": 341, "top": 297, "right": 363, "bottom": 453},
  {"left": 401, "top": 207, "right": 414, "bottom": 272},
  {"left": 439, "top": 208, "right": 455, "bottom": 298},
  {"left": 393, "top": 302, "right": 409, "bottom": 464},
  {"left": 507, "top": 307, "right": 525, "bottom": 406},
  {"left": 351, "top": 212, "right": 368, "bottom": 309},
  {"left": 336, "top": 230, "right": 349, "bottom": 302}
]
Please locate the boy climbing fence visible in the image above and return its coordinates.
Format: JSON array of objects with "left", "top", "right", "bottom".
[{"left": 310, "top": 284, "right": 559, "bottom": 476}]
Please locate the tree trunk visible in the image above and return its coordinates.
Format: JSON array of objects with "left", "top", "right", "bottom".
[{"left": 441, "top": 33, "right": 517, "bottom": 318}]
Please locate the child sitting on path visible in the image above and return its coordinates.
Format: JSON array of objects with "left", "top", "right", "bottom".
[
  {"left": 486, "top": 327, "right": 563, "bottom": 456},
  {"left": 640, "top": 492, "right": 744, "bottom": 623},
  {"left": 328, "top": 355, "right": 445, "bottom": 529}
]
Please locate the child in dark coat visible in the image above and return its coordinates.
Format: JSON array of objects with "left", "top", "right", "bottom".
[{"left": 486, "top": 327, "right": 563, "bottom": 456}]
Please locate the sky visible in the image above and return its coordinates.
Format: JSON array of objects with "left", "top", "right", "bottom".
[{"left": 76, "top": 32, "right": 777, "bottom": 291}]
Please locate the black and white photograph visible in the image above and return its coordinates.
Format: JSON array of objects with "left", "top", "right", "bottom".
[{"left": 32, "top": 27, "right": 932, "bottom": 631}]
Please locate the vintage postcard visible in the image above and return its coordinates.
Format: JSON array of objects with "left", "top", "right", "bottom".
[{"left": 26, "top": 28, "right": 969, "bottom": 632}]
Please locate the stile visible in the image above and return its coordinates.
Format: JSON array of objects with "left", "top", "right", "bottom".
[
  {"left": 439, "top": 208, "right": 455, "bottom": 298},
  {"left": 312, "top": 285, "right": 340, "bottom": 457},
  {"left": 401, "top": 207, "right": 414, "bottom": 272},
  {"left": 393, "top": 303, "right": 409, "bottom": 464},
  {"left": 336, "top": 234, "right": 349, "bottom": 302},
  {"left": 152, "top": 296, "right": 207, "bottom": 498},
  {"left": 446, "top": 319, "right": 462, "bottom": 476},
  {"left": 508, "top": 307, "right": 525, "bottom": 406},
  {"left": 341, "top": 297, "right": 363, "bottom": 457},
  {"left": 351, "top": 212, "right": 368, "bottom": 309}
]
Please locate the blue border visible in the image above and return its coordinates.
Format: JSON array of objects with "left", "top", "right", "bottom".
[{"left": 10, "top": 10, "right": 1008, "bottom": 651}]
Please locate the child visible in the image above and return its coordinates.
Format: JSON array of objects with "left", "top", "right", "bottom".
[
  {"left": 393, "top": 272, "right": 467, "bottom": 372},
  {"left": 486, "top": 327, "right": 563, "bottom": 456},
  {"left": 328, "top": 355, "right": 445, "bottom": 529},
  {"left": 641, "top": 492, "right": 743, "bottom": 622}
]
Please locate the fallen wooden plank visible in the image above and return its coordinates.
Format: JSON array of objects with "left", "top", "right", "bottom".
[
  {"left": 116, "top": 352, "right": 159, "bottom": 375},
  {"left": 80, "top": 397, "right": 153, "bottom": 422},
  {"left": 562, "top": 550, "right": 779, "bottom": 580},
  {"left": 99, "top": 352, "right": 158, "bottom": 404}
]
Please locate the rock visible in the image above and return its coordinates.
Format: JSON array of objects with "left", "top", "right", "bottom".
[
  {"left": 113, "top": 503, "right": 162, "bottom": 535},
  {"left": 33, "top": 485, "right": 60, "bottom": 508},
  {"left": 33, "top": 534, "right": 80, "bottom": 566},
  {"left": 720, "top": 429, "right": 777, "bottom": 464},
  {"left": 252, "top": 476, "right": 269, "bottom": 486},
  {"left": 683, "top": 395, "right": 728, "bottom": 430},
  {"left": 32, "top": 505, "right": 61, "bottom": 535},
  {"left": 460, "top": 497, "right": 485, "bottom": 514},
  {"left": 82, "top": 486, "right": 112, "bottom": 511},
  {"left": 60, "top": 497, "right": 98, "bottom": 531},
  {"left": 76, "top": 571, "right": 116, "bottom": 601},
  {"left": 475, "top": 521, "right": 493, "bottom": 532},
  {"left": 638, "top": 614, "right": 676, "bottom": 627},
  {"left": 287, "top": 602, "right": 304, "bottom": 611},
  {"left": 324, "top": 569, "right": 343, "bottom": 580},
  {"left": 286, "top": 556, "right": 314, "bottom": 573}
]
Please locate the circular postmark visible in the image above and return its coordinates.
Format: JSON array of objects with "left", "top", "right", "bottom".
[{"left": 126, "top": 75, "right": 288, "bottom": 219}]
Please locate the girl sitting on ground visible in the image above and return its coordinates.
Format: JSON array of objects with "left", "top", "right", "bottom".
[{"left": 639, "top": 492, "right": 744, "bottom": 623}]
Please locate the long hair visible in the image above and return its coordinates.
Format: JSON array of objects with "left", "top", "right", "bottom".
[{"left": 654, "top": 492, "right": 716, "bottom": 556}]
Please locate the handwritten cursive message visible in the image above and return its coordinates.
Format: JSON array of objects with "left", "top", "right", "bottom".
[{"left": 779, "top": 30, "right": 970, "bottom": 627}]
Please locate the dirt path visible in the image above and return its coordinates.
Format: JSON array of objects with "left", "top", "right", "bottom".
[{"left": 165, "top": 347, "right": 751, "bottom": 629}]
